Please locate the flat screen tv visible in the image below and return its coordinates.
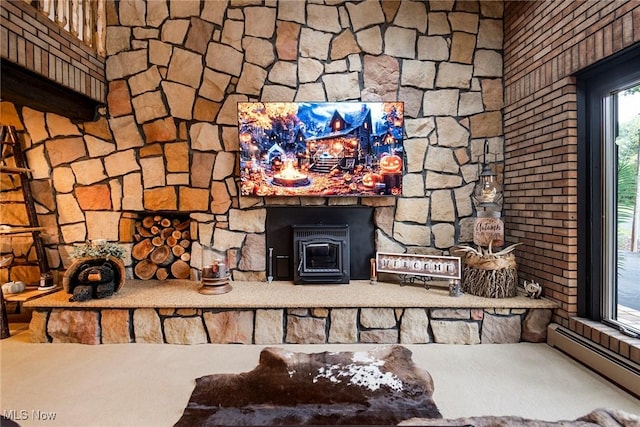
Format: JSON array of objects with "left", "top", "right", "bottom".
[{"left": 238, "top": 101, "right": 404, "bottom": 197}]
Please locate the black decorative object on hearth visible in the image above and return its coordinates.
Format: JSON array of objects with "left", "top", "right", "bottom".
[{"left": 63, "top": 255, "right": 126, "bottom": 302}]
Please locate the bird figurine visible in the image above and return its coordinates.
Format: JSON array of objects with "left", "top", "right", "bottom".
[{"left": 523, "top": 280, "right": 542, "bottom": 299}]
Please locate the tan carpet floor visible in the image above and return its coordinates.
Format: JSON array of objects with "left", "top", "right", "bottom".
[{"left": 1, "top": 326, "right": 639, "bottom": 427}]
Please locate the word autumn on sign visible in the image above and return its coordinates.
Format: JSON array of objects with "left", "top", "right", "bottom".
[
  {"left": 473, "top": 216, "right": 504, "bottom": 247},
  {"left": 375, "top": 252, "right": 461, "bottom": 280}
]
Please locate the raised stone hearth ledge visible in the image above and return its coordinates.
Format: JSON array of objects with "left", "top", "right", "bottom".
[
  {"left": 25, "top": 280, "right": 557, "bottom": 309},
  {"left": 25, "top": 280, "right": 556, "bottom": 345}
]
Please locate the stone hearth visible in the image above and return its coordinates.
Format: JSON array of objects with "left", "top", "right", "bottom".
[{"left": 25, "top": 280, "right": 556, "bottom": 345}]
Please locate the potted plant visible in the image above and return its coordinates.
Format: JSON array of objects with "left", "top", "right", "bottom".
[{"left": 69, "top": 240, "right": 126, "bottom": 260}]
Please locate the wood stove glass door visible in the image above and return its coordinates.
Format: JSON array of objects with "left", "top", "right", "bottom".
[{"left": 301, "top": 241, "right": 341, "bottom": 274}]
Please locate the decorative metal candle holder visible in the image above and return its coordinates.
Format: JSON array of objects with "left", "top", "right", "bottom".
[
  {"left": 370, "top": 258, "right": 378, "bottom": 285},
  {"left": 199, "top": 259, "right": 232, "bottom": 295}
]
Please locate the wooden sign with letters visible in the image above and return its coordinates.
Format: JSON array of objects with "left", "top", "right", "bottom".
[{"left": 375, "top": 252, "right": 461, "bottom": 280}]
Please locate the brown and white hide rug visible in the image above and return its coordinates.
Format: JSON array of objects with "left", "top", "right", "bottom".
[
  {"left": 399, "top": 407, "right": 640, "bottom": 427},
  {"left": 175, "top": 345, "right": 441, "bottom": 426}
]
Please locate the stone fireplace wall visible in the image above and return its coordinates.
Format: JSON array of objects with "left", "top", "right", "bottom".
[{"left": 0, "top": 0, "right": 504, "bottom": 285}]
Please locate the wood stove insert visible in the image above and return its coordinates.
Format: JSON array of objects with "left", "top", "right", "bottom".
[
  {"left": 265, "top": 207, "right": 375, "bottom": 282},
  {"left": 292, "top": 224, "right": 350, "bottom": 285}
]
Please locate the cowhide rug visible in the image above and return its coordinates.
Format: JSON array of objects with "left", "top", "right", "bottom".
[
  {"left": 175, "top": 345, "right": 441, "bottom": 426},
  {"left": 399, "top": 407, "right": 640, "bottom": 427}
]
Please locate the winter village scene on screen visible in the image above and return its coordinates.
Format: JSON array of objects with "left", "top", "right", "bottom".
[{"left": 238, "top": 102, "right": 404, "bottom": 197}]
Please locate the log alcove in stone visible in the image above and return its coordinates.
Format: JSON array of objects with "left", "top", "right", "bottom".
[{"left": 132, "top": 215, "right": 191, "bottom": 280}]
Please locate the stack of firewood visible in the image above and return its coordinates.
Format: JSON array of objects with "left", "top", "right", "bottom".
[{"left": 132, "top": 216, "right": 191, "bottom": 280}]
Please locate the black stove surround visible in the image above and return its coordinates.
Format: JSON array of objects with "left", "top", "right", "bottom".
[{"left": 265, "top": 207, "right": 375, "bottom": 283}]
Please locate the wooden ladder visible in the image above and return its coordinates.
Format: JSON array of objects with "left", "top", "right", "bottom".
[{"left": 0, "top": 125, "right": 51, "bottom": 339}]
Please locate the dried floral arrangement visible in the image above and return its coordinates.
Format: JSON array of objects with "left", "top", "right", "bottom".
[{"left": 70, "top": 241, "right": 126, "bottom": 260}]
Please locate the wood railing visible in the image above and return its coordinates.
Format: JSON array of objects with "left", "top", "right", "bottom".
[{"left": 27, "top": 0, "right": 106, "bottom": 56}]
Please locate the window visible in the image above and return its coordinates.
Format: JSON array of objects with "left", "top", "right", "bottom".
[{"left": 578, "top": 44, "right": 640, "bottom": 337}]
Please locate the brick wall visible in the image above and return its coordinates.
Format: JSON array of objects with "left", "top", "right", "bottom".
[
  {"left": 0, "top": 0, "right": 105, "bottom": 103},
  {"left": 503, "top": 1, "right": 640, "bottom": 362}
]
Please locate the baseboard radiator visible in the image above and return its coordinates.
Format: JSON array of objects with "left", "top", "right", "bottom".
[{"left": 547, "top": 324, "right": 640, "bottom": 398}]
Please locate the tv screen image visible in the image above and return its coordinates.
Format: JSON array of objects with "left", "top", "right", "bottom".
[{"left": 238, "top": 101, "right": 404, "bottom": 197}]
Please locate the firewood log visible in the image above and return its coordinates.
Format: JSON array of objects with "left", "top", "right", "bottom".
[
  {"left": 135, "top": 224, "right": 153, "bottom": 237},
  {"left": 171, "top": 260, "right": 191, "bottom": 279},
  {"left": 156, "top": 268, "right": 169, "bottom": 281},
  {"left": 142, "top": 216, "right": 155, "bottom": 228},
  {"left": 179, "top": 239, "right": 190, "bottom": 248},
  {"left": 172, "top": 245, "right": 185, "bottom": 257},
  {"left": 180, "top": 253, "right": 191, "bottom": 262},
  {"left": 174, "top": 220, "right": 190, "bottom": 231},
  {"left": 132, "top": 239, "right": 154, "bottom": 260},
  {"left": 149, "top": 245, "right": 175, "bottom": 267},
  {"left": 151, "top": 236, "right": 164, "bottom": 247},
  {"left": 160, "top": 227, "right": 174, "bottom": 240},
  {"left": 134, "top": 259, "right": 157, "bottom": 280},
  {"left": 159, "top": 218, "right": 172, "bottom": 228},
  {"left": 166, "top": 236, "right": 178, "bottom": 247}
]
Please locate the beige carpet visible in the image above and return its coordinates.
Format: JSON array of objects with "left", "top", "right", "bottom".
[{"left": 1, "top": 325, "right": 638, "bottom": 427}]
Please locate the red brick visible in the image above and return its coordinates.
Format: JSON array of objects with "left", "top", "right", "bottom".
[
  {"left": 619, "top": 341, "right": 630, "bottom": 359},
  {"left": 622, "top": 11, "right": 634, "bottom": 47},
  {"left": 630, "top": 345, "right": 640, "bottom": 365},
  {"left": 504, "top": 1, "right": 640, "bottom": 326}
]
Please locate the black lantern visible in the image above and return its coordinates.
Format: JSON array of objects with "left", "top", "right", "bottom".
[{"left": 473, "top": 141, "right": 502, "bottom": 210}]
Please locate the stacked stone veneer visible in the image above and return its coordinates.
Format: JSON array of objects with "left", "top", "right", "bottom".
[
  {"left": 30, "top": 306, "right": 551, "bottom": 345},
  {"left": 0, "top": 0, "right": 504, "bottom": 287}
]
